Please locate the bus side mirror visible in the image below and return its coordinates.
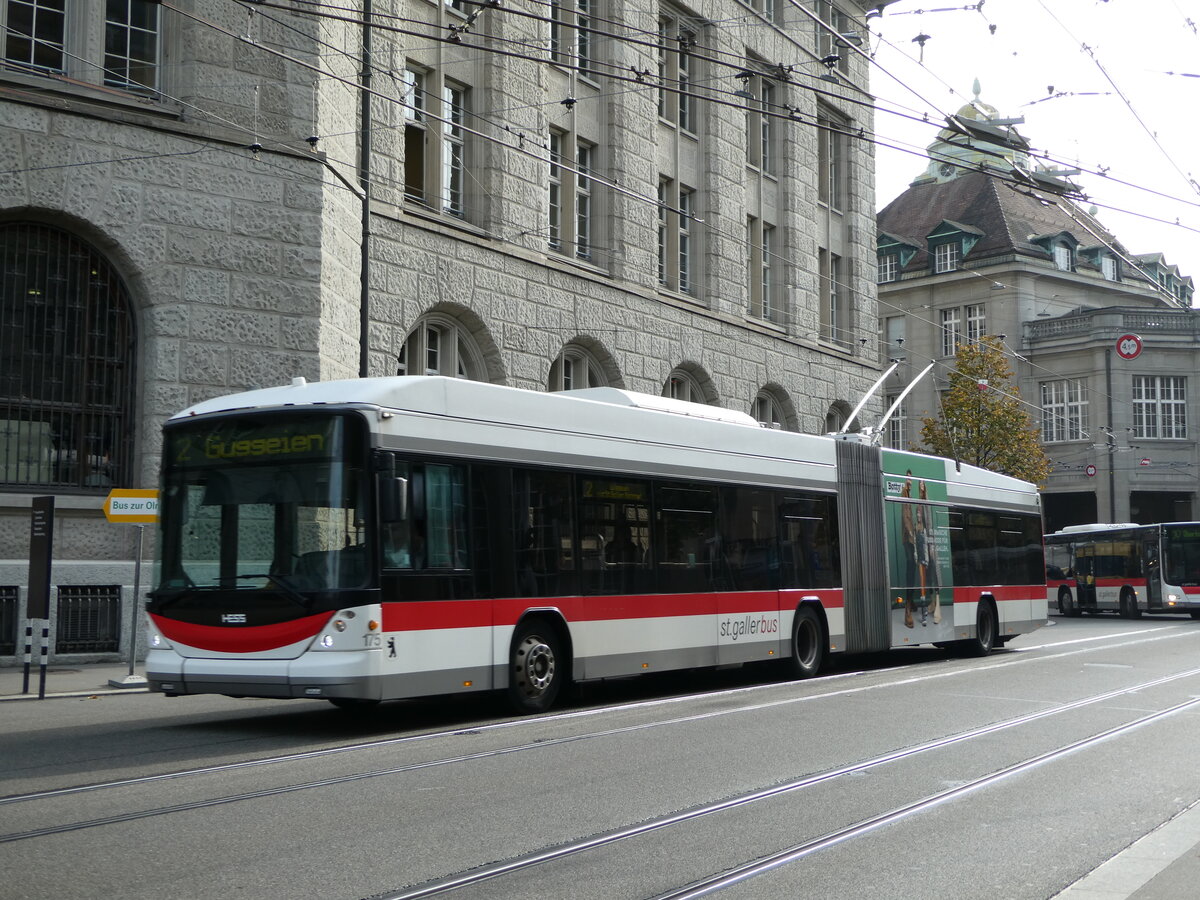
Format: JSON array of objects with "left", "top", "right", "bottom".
[{"left": 380, "top": 476, "right": 408, "bottom": 522}]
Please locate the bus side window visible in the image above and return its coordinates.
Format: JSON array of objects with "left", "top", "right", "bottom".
[
  {"left": 381, "top": 459, "right": 413, "bottom": 568},
  {"left": 382, "top": 463, "right": 468, "bottom": 571},
  {"left": 513, "top": 468, "right": 577, "bottom": 597},
  {"left": 780, "top": 494, "right": 839, "bottom": 589}
]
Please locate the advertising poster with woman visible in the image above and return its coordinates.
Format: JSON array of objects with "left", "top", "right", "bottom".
[{"left": 882, "top": 453, "right": 954, "bottom": 644}]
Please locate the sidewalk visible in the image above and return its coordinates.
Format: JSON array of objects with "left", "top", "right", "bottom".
[
  {"left": 3, "top": 663, "right": 1200, "bottom": 897},
  {"left": 0, "top": 661, "right": 148, "bottom": 700}
]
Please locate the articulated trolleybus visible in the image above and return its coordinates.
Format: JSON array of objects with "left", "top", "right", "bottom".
[
  {"left": 1046, "top": 522, "right": 1200, "bottom": 618},
  {"left": 146, "top": 377, "right": 1045, "bottom": 712}
]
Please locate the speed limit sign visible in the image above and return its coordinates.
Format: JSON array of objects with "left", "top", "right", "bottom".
[
  {"left": 1085, "top": 464, "right": 1097, "bottom": 478},
  {"left": 1116, "top": 334, "right": 1143, "bottom": 360}
]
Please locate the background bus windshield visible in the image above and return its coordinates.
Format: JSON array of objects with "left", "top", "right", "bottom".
[
  {"left": 1164, "top": 525, "right": 1200, "bottom": 586},
  {"left": 158, "top": 414, "right": 368, "bottom": 592}
]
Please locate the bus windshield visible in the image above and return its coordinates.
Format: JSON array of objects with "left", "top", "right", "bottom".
[
  {"left": 157, "top": 413, "right": 369, "bottom": 593},
  {"left": 1163, "top": 525, "right": 1200, "bottom": 586}
]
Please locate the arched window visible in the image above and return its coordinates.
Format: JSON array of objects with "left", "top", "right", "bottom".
[
  {"left": 663, "top": 366, "right": 717, "bottom": 405},
  {"left": 396, "top": 314, "right": 487, "bottom": 380},
  {"left": 753, "top": 387, "right": 797, "bottom": 431},
  {"left": 825, "top": 400, "right": 855, "bottom": 434},
  {"left": 548, "top": 341, "right": 614, "bottom": 392},
  {"left": 0, "top": 223, "right": 135, "bottom": 490}
]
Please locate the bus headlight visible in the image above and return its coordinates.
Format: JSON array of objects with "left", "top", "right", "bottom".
[
  {"left": 1167, "top": 593, "right": 1180, "bottom": 604},
  {"left": 149, "top": 631, "right": 172, "bottom": 649},
  {"left": 320, "top": 634, "right": 335, "bottom": 648}
]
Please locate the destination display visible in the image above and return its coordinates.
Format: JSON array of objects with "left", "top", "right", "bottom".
[{"left": 167, "top": 417, "right": 340, "bottom": 468}]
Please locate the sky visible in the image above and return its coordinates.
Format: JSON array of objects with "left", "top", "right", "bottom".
[{"left": 867, "top": 0, "right": 1200, "bottom": 278}]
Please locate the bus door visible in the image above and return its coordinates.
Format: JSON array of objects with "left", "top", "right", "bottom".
[{"left": 1144, "top": 536, "right": 1162, "bottom": 609}]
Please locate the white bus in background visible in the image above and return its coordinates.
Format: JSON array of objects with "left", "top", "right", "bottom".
[{"left": 1045, "top": 522, "right": 1200, "bottom": 618}]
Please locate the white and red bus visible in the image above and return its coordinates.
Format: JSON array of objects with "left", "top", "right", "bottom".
[
  {"left": 145, "top": 377, "right": 1045, "bottom": 712},
  {"left": 1045, "top": 522, "right": 1200, "bottom": 618}
]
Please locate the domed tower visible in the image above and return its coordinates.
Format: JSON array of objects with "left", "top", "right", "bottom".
[{"left": 912, "top": 79, "right": 1031, "bottom": 185}]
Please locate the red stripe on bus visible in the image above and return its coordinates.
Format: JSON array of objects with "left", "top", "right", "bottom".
[
  {"left": 381, "top": 590, "right": 845, "bottom": 632},
  {"left": 150, "top": 611, "right": 334, "bottom": 653},
  {"left": 951, "top": 585, "right": 1044, "bottom": 603},
  {"left": 1092, "top": 578, "right": 1148, "bottom": 588},
  {"left": 1182, "top": 586, "right": 1200, "bottom": 596}
]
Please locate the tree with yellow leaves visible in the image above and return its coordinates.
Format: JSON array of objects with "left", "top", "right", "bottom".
[{"left": 919, "top": 336, "right": 1052, "bottom": 485}]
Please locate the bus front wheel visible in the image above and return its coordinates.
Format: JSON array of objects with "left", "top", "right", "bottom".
[
  {"left": 507, "top": 620, "right": 565, "bottom": 714},
  {"left": 1059, "top": 587, "right": 1080, "bottom": 617}
]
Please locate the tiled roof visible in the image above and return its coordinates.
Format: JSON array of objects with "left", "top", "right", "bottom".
[{"left": 876, "top": 171, "right": 1125, "bottom": 275}]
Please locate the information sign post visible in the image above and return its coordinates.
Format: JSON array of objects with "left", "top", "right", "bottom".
[
  {"left": 26, "top": 497, "right": 54, "bottom": 698},
  {"left": 104, "top": 489, "right": 159, "bottom": 688}
]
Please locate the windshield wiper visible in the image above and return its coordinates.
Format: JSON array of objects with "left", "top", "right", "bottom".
[{"left": 230, "top": 573, "right": 311, "bottom": 610}]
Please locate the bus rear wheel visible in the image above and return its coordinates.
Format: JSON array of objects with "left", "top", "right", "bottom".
[
  {"left": 957, "top": 600, "right": 996, "bottom": 657},
  {"left": 1119, "top": 588, "right": 1141, "bottom": 619},
  {"left": 507, "top": 620, "right": 564, "bottom": 714},
  {"left": 787, "top": 606, "right": 825, "bottom": 679}
]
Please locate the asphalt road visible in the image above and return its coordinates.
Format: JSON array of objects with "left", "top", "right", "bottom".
[{"left": 5, "top": 615, "right": 1200, "bottom": 900}]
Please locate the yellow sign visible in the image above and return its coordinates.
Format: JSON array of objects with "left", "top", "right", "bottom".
[{"left": 104, "top": 489, "right": 159, "bottom": 524}]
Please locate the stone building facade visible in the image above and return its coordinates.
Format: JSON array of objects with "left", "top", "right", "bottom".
[
  {"left": 0, "top": 0, "right": 894, "bottom": 662},
  {"left": 876, "top": 91, "right": 1196, "bottom": 533}
]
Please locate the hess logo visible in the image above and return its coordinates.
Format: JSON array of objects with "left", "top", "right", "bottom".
[{"left": 221, "top": 613, "right": 248, "bottom": 624}]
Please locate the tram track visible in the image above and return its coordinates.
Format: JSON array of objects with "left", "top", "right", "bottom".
[
  {"left": 6, "top": 653, "right": 1200, "bottom": 890},
  {"left": 354, "top": 669, "right": 1200, "bottom": 899},
  {"left": 1, "top": 621, "right": 1188, "bottom": 815}
]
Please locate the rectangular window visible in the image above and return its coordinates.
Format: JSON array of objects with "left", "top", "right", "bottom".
[
  {"left": 966, "top": 303, "right": 985, "bottom": 344},
  {"left": 442, "top": 83, "right": 466, "bottom": 217},
  {"left": 678, "top": 186, "right": 693, "bottom": 294},
  {"left": 934, "top": 242, "right": 959, "bottom": 273},
  {"left": 403, "top": 67, "right": 428, "bottom": 203},
  {"left": 817, "top": 110, "right": 844, "bottom": 210},
  {"left": 819, "top": 249, "right": 844, "bottom": 345},
  {"left": 103, "top": 0, "right": 159, "bottom": 92},
  {"left": 747, "top": 217, "right": 775, "bottom": 321},
  {"left": 657, "top": 179, "right": 669, "bottom": 285},
  {"left": 576, "top": 0, "right": 593, "bottom": 76},
  {"left": 1054, "top": 244, "right": 1073, "bottom": 271},
  {"left": 884, "top": 394, "right": 906, "bottom": 450},
  {"left": 4, "top": 0, "right": 66, "bottom": 73},
  {"left": 1133, "top": 376, "right": 1187, "bottom": 439},
  {"left": 745, "top": 71, "right": 775, "bottom": 173},
  {"left": 885, "top": 315, "right": 905, "bottom": 354},
  {"left": 877, "top": 253, "right": 899, "bottom": 284},
  {"left": 1041, "top": 380, "right": 1087, "bottom": 442},
  {"left": 658, "top": 179, "right": 697, "bottom": 295},
  {"left": 940, "top": 307, "right": 961, "bottom": 357},
  {"left": 5, "top": 0, "right": 161, "bottom": 92},
  {"left": 575, "top": 141, "right": 592, "bottom": 260},
  {"left": 550, "top": 0, "right": 595, "bottom": 73},
  {"left": 658, "top": 13, "right": 697, "bottom": 131},
  {"left": 547, "top": 132, "right": 599, "bottom": 261},
  {"left": 1102, "top": 256, "right": 1118, "bottom": 281},
  {"left": 548, "top": 131, "right": 563, "bottom": 251},
  {"left": 404, "top": 66, "right": 470, "bottom": 218},
  {"left": 815, "top": 0, "right": 851, "bottom": 73}
]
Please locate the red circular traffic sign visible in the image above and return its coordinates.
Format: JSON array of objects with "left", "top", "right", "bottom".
[
  {"left": 1116, "top": 334, "right": 1143, "bottom": 360},
  {"left": 1085, "top": 464, "right": 1097, "bottom": 477}
]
